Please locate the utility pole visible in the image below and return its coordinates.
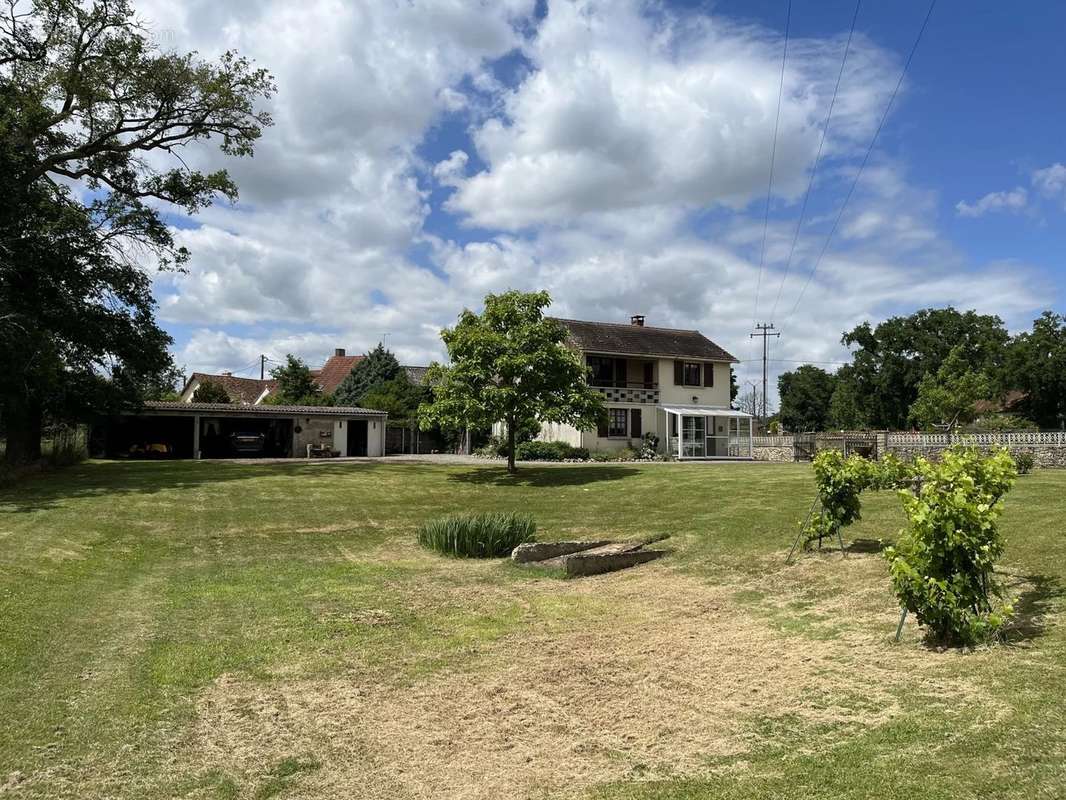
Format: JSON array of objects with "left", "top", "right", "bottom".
[
  {"left": 749, "top": 323, "right": 780, "bottom": 424},
  {"left": 260, "top": 354, "right": 266, "bottom": 380}
]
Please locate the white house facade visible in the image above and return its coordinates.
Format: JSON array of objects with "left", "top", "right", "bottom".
[{"left": 538, "top": 316, "right": 753, "bottom": 460}]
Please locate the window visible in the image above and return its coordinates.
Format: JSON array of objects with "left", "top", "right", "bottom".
[
  {"left": 587, "top": 356, "right": 627, "bottom": 387},
  {"left": 587, "top": 355, "right": 614, "bottom": 386},
  {"left": 683, "top": 362, "right": 701, "bottom": 386},
  {"left": 608, "top": 408, "right": 628, "bottom": 437}
]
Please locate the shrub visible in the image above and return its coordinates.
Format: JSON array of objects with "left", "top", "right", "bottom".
[
  {"left": 1014, "top": 451, "right": 1035, "bottom": 475},
  {"left": 417, "top": 512, "right": 536, "bottom": 558},
  {"left": 802, "top": 450, "right": 916, "bottom": 547},
  {"left": 473, "top": 435, "right": 507, "bottom": 459},
  {"left": 885, "top": 447, "right": 1017, "bottom": 646},
  {"left": 638, "top": 432, "right": 662, "bottom": 461},
  {"left": 514, "top": 440, "right": 589, "bottom": 461}
]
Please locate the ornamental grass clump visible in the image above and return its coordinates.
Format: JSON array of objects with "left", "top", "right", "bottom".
[
  {"left": 417, "top": 512, "right": 536, "bottom": 558},
  {"left": 885, "top": 447, "right": 1017, "bottom": 646}
]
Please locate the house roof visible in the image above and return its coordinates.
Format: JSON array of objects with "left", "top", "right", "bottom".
[
  {"left": 185, "top": 373, "right": 274, "bottom": 405},
  {"left": 403, "top": 365, "right": 429, "bottom": 385},
  {"left": 315, "top": 354, "right": 364, "bottom": 395},
  {"left": 549, "top": 318, "right": 737, "bottom": 362},
  {"left": 973, "top": 389, "right": 1028, "bottom": 415},
  {"left": 141, "top": 401, "right": 386, "bottom": 417}
]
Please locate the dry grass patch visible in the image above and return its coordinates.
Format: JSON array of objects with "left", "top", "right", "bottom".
[{"left": 188, "top": 558, "right": 1007, "bottom": 799}]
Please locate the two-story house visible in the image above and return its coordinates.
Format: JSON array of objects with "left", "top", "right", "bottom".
[{"left": 539, "top": 315, "right": 754, "bottom": 459}]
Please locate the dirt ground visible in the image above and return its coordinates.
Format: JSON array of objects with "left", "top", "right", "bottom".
[{"left": 185, "top": 552, "right": 1017, "bottom": 799}]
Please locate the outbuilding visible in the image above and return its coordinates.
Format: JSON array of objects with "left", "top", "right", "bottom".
[{"left": 97, "top": 401, "right": 387, "bottom": 459}]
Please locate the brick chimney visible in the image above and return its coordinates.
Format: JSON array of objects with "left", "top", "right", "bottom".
[
  {"left": 334, "top": 348, "right": 346, "bottom": 357},
  {"left": 630, "top": 315, "right": 645, "bottom": 327}
]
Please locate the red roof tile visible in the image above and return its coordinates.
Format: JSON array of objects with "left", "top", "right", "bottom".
[{"left": 315, "top": 354, "right": 363, "bottom": 395}]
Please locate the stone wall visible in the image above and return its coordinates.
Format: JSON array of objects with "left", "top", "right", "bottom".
[
  {"left": 753, "top": 445, "right": 793, "bottom": 463},
  {"left": 887, "top": 443, "right": 1066, "bottom": 468}
]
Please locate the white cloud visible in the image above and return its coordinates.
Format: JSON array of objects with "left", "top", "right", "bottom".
[
  {"left": 955, "top": 187, "right": 1028, "bottom": 218},
  {"left": 444, "top": 0, "right": 900, "bottom": 229},
  {"left": 432, "top": 150, "right": 470, "bottom": 187},
  {"left": 126, "top": 0, "right": 1047, "bottom": 408},
  {"left": 1032, "top": 162, "right": 1066, "bottom": 201}
]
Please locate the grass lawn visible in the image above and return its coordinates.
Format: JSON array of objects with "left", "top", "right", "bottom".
[{"left": 1, "top": 458, "right": 1064, "bottom": 799}]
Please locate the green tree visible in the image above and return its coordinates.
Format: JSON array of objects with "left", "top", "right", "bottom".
[
  {"left": 827, "top": 368, "right": 867, "bottom": 429},
  {"left": 358, "top": 374, "right": 427, "bottom": 421},
  {"left": 419, "top": 290, "right": 605, "bottom": 474},
  {"left": 840, "top": 308, "right": 1010, "bottom": 430},
  {"left": 908, "top": 346, "right": 991, "bottom": 430},
  {"left": 192, "top": 380, "right": 231, "bottom": 404},
  {"left": 0, "top": 0, "right": 274, "bottom": 464},
  {"left": 777, "top": 365, "right": 836, "bottom": 432},
  {"left": 1002, "top": 311, "right": 1066, "bottom": 428},
  {"left": 0, "top": 176, "right": 174, "bottom": 463},
  {"left": 333, "top": 343, "right": 401, "bottom": 406},
  {"left": 267, "top": 355, "right": 327, "bottom": 406}
]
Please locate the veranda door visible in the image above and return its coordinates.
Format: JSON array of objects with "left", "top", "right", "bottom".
[{"left": 681, "top": 416, "right": 705, "bottom": 457}]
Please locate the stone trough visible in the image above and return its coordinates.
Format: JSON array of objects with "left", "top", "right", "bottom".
[{"left": 511, "top": 535, "right": 669, "bottom": 576}]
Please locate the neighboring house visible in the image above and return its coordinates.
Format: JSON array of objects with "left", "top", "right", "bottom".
[
  {"left": 181, "top": 348, "right": 429, "bottom": 405},
  {"left": 314, "top": 348, "right": 364, "bottom": 395},
  {"left": 179, "top": 372, "right": 275, "bottom": 405},
  {"left": 536, "top": 315, "right": 753, "bottom": 459}
]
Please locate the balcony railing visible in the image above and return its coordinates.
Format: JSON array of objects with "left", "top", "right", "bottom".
[{"left": 592, "top": 383, "right": 660, "bottom": 404}]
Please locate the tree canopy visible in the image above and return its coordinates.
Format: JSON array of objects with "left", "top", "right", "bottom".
[
  {"left": 267, "top": 355, "right": 328, "bottom": 406},
  {"left": 419, "top": 290, "right": 605, "bottom": 473},
  {"left": 191, "top": 380, "right": 231, "bottom": 404},
  {"left": 836, "top": 308, "right": 1010, "bottom": 430},
  {"left": 1002, "top": 312, "right": 1066, "bottom": 429},
  {"left": 0, "top": 0, "right": 274, "bottom": 464},
  {"left": 358, "top": 374, "right": 427, "bottom": 421},
  {"left": 333, "top": 344, "right": 401, "bottom": 407},
  {"left": 907, "top": 346, "right": 991, "bottom": 430},
  {"left": 777, "top": 365, "right": 836, "bottom": 432}
]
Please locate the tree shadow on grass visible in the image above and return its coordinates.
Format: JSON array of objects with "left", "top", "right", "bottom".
[
  {"left": 846, "top": 537, "right": 892, "bottom": 555},
  {"left": 0, "top": 459, "right": 384, "bottom": 514},
  {"left": 447, "top": 464, "right": 640, "bottom": 487},
  {"left": 1001, "top": 573, "right": 1064, "bottom": 645}
]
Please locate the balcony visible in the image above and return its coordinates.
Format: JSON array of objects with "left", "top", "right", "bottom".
[{"left": 592, "top": 381, "right": 660, "bottom": 405}]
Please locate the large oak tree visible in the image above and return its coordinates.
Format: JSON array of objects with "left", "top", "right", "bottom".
[{"left": 0, "top": 0, "right": 274, "bottom": 463}]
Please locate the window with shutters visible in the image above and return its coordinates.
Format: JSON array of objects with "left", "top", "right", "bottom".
[
  {"left": 683, "top": 362, "right": 701, "bottom": 386},
  {"left": 608, "top": 408, "right": 628, "bottom": 437}
]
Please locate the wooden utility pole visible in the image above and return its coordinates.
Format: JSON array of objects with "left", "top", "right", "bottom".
[{"left": 749, "top": 323, "right": 780, "bottom": 423}]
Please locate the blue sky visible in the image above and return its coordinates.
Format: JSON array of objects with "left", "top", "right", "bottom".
[{"left": 137, "top": 0, "right": 1062, "bottom": 404}]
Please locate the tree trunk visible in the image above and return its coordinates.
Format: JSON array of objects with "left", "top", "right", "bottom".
[
  {"left": 2, "top": 393, "right": 43, "bottom": 466},
  {"left": 506, "top": 413, "right": 517, "bottom": 474}
]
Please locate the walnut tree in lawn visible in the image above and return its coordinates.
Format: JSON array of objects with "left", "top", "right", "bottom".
[{"left": 419, "top": 290, "right": 605, "bottom": 474}]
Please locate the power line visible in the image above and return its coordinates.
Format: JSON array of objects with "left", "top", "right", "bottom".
[
  {"left": 737, "top": 358, "right": 851, "bottom": 366},
  {"left": 769, "top": 0, "right": 861, "bottom": 322},
  {"left": 784, "top": 0, "right": 938, "bottom": 325},
  {"left": 752, "top": 0, "right": 793, "bottom": 327}
]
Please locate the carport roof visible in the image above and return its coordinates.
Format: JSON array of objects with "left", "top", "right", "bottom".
[{"left": 139, "top": 401, "right": 386, "bottom": 417}]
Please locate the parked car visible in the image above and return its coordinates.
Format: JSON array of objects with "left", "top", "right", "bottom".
[{"left": 229, "top": 431, "right": 266, "bottom": 455}]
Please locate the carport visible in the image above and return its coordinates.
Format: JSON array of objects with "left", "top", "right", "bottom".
[{"left": 99, "top": 401, "right": 387, "bottom": 459}]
